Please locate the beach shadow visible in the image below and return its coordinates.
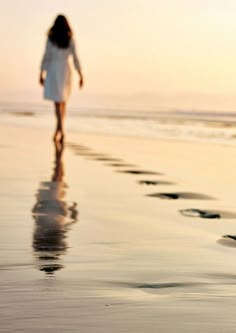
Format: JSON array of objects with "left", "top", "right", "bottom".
[
  {"left": 32, "top": 142, "right": 78, "bottom": 276},
  {"left": 147, "top": 192, "right": 214, "bottom": 200}
]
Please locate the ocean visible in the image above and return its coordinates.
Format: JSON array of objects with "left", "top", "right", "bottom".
[{"left": 1, "top": 99, "right": 236, "bottom": 145}]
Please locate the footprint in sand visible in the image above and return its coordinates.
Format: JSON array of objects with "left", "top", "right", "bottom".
[
  {"left": 105, "top": 280, "right": 202, "bottom": 295},
  {"left": 180, "top": 208, "right": 221, "bottom": 219},
  {"left": 139, "top": 180, "right": 175, "bottom": 186},
  {"left": 217, "top": 235, "right": 236, "bottom": 248},
  {"left": 180, "top": 208, "right": 236, "bottom": 219},
  {"left": 93, "top": 157, "right": 123, "bottom": 162},
  {"left": 67, "top": 144, "right": 110, "bottom": 158},
  {"left": 83, "top": 153, "right": 109, "bottom": 158},
  {"left": 147, "top": 192, "right": 214, "bottom": 200},
  {"left": 66, "top": 143, "right": 90, "bottom": 151},
  {"left": 66, "top": 143, "right": 95, "bottom": 156},
  {"left": 67, "top": 142, "right": 138, "bottom": 166},
  {"left": 118, "top": 169, "right": 162, "bottom": 175},
  {"left": 108, "top": 163, "right": 137, "bottom": 168}
]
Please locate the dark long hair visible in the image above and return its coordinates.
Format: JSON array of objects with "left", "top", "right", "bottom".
[{"left": 48, "top": 15, "right": 72, "bottom": 49}]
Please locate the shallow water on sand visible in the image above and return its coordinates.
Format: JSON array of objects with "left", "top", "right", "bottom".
[{"left": 1, "top": 125, "right": 236, "bottom": 332}]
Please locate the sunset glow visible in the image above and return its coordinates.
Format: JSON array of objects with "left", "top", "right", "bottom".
[{"left": 1, "top": 0, "right": 236, "bottom": 108}]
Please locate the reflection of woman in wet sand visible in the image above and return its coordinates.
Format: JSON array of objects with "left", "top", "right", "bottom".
[
  {"left": 39, "top": 14, "right": 84, "bottom": 143},
  {"left": 32, "top": 142, "right": 78, "bottom": 275}
]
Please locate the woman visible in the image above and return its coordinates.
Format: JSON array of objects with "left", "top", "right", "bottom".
[{"left": 39, "top": 15, "right": 84, "bottom": 143}]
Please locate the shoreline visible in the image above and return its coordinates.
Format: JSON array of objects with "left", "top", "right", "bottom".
[{"left": 1, "top": 103, "right": 236, "bottom": 147}]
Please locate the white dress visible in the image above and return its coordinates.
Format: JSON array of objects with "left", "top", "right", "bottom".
[{"left": 41, "top": 38, "right": 81, "bottom": 102}]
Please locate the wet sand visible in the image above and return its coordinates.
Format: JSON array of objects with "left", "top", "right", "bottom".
[{"left": 1, "top": 124, "right": 236, "bottom": 332}]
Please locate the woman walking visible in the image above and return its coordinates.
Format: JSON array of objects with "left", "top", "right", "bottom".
[{"left": 39, "top": 15, "right": 83, "bottom": 143}]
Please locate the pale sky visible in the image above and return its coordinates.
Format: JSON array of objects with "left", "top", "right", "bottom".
[{"left": 1, "top": 0, "right": 236, "bottom": 107}]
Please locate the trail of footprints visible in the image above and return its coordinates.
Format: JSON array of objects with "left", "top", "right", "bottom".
[{"left": 66, "top": 142, "right": 236, "bottom": 248}]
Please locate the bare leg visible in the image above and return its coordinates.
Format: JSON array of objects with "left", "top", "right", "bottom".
[
  {"left": 54, "top": 102, "right": 62, "bottom": 142},
  {"left": 53, "top": 102, "right": 66, "bottom": 142},
  {"left": 60, "top": 102, "right": 66, "bottom": 143}
]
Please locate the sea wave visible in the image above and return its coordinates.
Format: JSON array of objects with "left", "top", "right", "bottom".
[{"left": 1, "top": 101, "right": 236, "bottom": 145}]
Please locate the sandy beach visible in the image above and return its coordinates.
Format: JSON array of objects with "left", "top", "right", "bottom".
[{"left": 1, "top": 123, "right": 236, "bottom": 332}]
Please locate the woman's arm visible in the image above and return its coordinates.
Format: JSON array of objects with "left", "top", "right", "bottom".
[
  {"left": 39, "top": 39, "right": 52, "bottom": 85},
  {"left": 71, "top": 39, "right": 84, "bottom": 89},
  {"left": 78, "top": 68, "right": 84, "bottom": 88},
  {"left": 39, "top": 70, "right": 45, "bottom": 86}
]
